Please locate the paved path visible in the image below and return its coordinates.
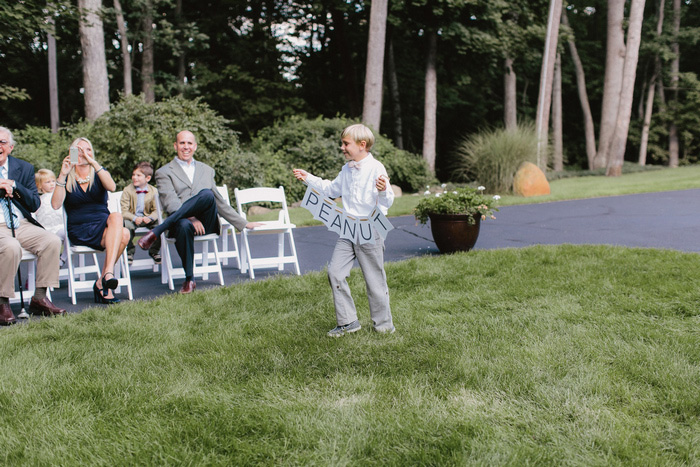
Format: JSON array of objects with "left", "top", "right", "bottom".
[{"left": 11, "top": 189, "right": 700, "bottom": 315}]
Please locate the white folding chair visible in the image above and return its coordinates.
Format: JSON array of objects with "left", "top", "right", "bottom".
[
  {"left": 9, "top": 249, "right": 51, "bottom": 305},
  {"left": 111, "top": 191, "right": 159, "bottom": 273},
  {"left": 155, "top": 196, "right": 224, "bottom": 290},
  {"left": 234, "top": 186, "right": 300, "bottom": 279},
  {"left": 215, "top": 185, "right": 240, "bottom": 268},
  {"left": 62, "top": 207, "right": 101, "bottom": 304}
]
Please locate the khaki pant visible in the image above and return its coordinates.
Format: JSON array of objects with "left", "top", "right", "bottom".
[
  {"left": 327, "top": 235, "right": 393, "bottom": 331},
  {"left": 0, "top": 219, "right": 61, "bottom": 298}
]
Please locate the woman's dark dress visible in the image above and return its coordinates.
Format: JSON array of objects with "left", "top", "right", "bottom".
[{"left": 65, "top": 176, "right": 110, "bottom": 250}]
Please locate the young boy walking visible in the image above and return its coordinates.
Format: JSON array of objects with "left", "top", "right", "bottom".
[
  {"left": 293, "top": 124, "right": 395, "bottom": 337},
  {"left": 121, "top": 162, "right": 161, "bottom": 264}
]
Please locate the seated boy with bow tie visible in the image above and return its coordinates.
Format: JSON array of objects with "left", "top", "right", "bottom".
[{"left": 120, "top": 161, "right": 161, "bottom": 264}]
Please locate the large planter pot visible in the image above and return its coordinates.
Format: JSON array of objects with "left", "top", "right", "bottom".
[{"left": 428, "top": 213, "right": 481, "bottom": 254}]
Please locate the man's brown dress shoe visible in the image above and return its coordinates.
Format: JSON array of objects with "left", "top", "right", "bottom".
[
  {"left": 179, "top": 280, "right": 196, "bottom": 294},
  {"left": 138, "top": 231, "right": 157, "bottom": 250},
  {"left": 29, "top": 297, "right": 67, "bottom": 316},
  {"left": 0, "top": 303, "right": 16, "bottom": 325}
]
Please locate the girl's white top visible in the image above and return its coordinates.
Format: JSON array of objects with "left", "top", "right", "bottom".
[
  {"left": 305, "top": 153, "right": 395, "bottom": 217},
  {"left": 34, "top": 192, "right": 64, "bottom": 236}
]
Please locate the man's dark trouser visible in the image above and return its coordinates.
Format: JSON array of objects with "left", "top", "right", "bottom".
[{"left": 152, "top": 189, "right": 219, "bottom": 278}]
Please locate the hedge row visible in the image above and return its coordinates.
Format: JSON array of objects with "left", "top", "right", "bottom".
[{"left": 13, "top": 95, "right": 434, "bottom": 203}]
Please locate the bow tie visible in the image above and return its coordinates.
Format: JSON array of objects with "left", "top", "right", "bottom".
[
  {"left": 136, "top": 190, "right": 148, "bottom": 194},
  {"left": 348, "top": 161, "right": 362, "bottom": 169}
]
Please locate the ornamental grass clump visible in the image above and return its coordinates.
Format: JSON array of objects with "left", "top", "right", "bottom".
[
  {"left": 452, "top": 124, "right": 538, "bottom": 193},
  {"left": 414, "top": 186, "right": 500, "bottom": 225}
]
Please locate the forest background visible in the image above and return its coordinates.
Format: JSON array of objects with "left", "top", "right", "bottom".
[{"left": 1, "top": 0, "right": 699, "bottom": 193}]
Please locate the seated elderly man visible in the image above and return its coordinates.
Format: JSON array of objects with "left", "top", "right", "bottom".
[{"left": 0, "top": 126, "right": 66, "bottom": 324}]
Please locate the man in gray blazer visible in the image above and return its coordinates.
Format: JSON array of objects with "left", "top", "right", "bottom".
[{"left": 138, "top": 130, "right": 260, "bottom": 294}]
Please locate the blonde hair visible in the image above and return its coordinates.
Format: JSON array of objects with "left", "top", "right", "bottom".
[
  {"left": 66, "top": 137, "right": 96, "bottom": 193},
  {"left": 35, "top": 168, "right": 56, "bottom": 193},
  {"left": 341, "top": 124, "right": 375, "bottom": 151}
]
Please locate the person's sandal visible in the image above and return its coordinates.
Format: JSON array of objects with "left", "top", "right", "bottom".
[{"left": 101, "top": 272, "right": 118, "bottom": 290}]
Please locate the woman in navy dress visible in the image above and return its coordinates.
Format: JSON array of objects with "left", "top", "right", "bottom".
[{"left": 52, "top": 137, "right": 129, "bottom": 303}]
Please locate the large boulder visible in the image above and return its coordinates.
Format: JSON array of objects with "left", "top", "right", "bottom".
[{"left": 513, "top": 162, "right": 550, "bottom": 197}]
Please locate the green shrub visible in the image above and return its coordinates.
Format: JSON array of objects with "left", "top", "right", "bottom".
[
  {"left": 12, "top": 126, "right": 72, "bottom": 174},
  {"left": 249, "top": 115, "right": 434, "bottom": 202},
  {"left": 452, "top": 123, "right": 538, "bottom": 194},
  {"left": 73, "top": 94, "right": 262, "bottom": 192}
]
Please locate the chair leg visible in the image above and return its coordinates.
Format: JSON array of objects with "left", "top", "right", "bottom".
[
  {"left": 201, "top": 242, "right": 210, "bottom": 281},
  {"left": 276, "top": 232, "right": 284, "bottom": 271},
  {"left": 212, "top": 241, "right": 224, "bottom": 286},
  {"left": 243, "top": 231, "right": 254, "bottom": 279},
  {"left": 288, "top": 231, "right": 301, "bottom": 275},
  {"left": 120, "top": 251, "right": 133, "bottom": 300},
  {"left": 221, "top": 228, "right": 229, "bottom": 266},
  {"left": 232, "top": 230, "right": 241, "bottom": 269},
  {"left": 162, "top": 241, "right": 175, "bottom": 290}
]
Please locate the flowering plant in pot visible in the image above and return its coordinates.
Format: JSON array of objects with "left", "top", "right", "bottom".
[{"left": 414, "top": 185, "right": 499, "bottom": 253}]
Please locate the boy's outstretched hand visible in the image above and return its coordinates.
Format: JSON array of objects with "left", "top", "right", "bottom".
[{"left": 292, "top": 168, "right": 308, "bottom": 181}]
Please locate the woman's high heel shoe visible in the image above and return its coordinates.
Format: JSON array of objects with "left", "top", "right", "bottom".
[
  {"left": 101, "top": 272, "right": 118, "bottom": 290},
  {"left": 93, "top": 282, "right": 102, "bottom": 303},
  {"left": 93, "top": 281, "right": 120, "bottom": 304}
]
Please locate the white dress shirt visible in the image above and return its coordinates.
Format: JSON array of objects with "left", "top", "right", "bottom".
[
  {"left": 175, "top": 157, "right": 196, "bottom": 184},
  {"left": 305, "top": 153, "right": 394, "bottom": 217},
  {"left": 0, "top": 162, "right": 25, "bottom": 225}
]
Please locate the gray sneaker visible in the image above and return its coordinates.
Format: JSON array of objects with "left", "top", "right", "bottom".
[
  {"left": 374, "top": 325, "right": 396, "bottom": 334},
  {"left": 327, "top": 320, "right": 361, "bottom": 337}
]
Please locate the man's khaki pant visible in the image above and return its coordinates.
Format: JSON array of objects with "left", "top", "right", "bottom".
[{"left": 0, "top": 220, "right": 61, "bottom": 298}]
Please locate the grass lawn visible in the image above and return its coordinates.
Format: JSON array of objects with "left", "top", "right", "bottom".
[
  {"left": 2, "top": 166, "right": 700, "bottom": 464},
  {"left": 1, "top": 245, "right": 699, "bottom": 464}
]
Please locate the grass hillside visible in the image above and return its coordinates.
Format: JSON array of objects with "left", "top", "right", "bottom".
[{"left": 1, "top": 245, "right": 698, "bottom": 464}]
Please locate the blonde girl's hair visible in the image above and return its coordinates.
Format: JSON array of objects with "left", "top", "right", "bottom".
[
  {"left": 66, "top": 137, "right": 96, "bottom": 193},
  {"left": 341, "top": 124, "right": 375, "bottom": 151},
  {"left": 35, "top": 168, "right": 56, "bottom": 194}
]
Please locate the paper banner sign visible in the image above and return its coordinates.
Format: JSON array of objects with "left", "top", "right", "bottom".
[{"left": 301, "top": 185, "right": 393, "bottom": 244}]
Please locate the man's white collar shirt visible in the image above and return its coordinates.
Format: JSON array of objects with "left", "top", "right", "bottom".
[
  {"left": 305, "top": 153, "right": 394, "bottom": 217},
  {"left": 176, "top": 157, "right": 196, "bottom": 184},
  {"left": 0, "top": 160, "right": 24, "bottom": 224}
]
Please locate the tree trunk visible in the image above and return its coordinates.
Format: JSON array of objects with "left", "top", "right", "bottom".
[
  {"left": 47, "top": 12, "right": 59, "bottom": 132},
  {"left": 114, "top": 0, "right": 132, "bottom": 96},
  {"left": 423, "top": 30, "right": 438, "bottom": 174},
  {"left": 553, "top": 52, "right": 563, "bottom": 172},
  {"left": 594, "top": 0, "right": 626, "bottom": 169},
  {"left": 362, "top": 0, "right": 388, "bottom": 131},
  {"left": 504, "top": 56, "right": 517, "bottom": 130},
  {"left": 639, "top": 75, "right": 655, "bottom": 166},
  {"left": 606, "top": 0, "right": 647, "bottom": 177},
  {"left": 639, "top": 0, "right": 665, "bottom": 166},
  {"left": 668, "top": 0, "right": 680, "bottom": 167},
  {"left": 562, "top": 10, "right": 596, "bottom": 169},
  {"left": 535, "top": 0, "right": 563, "bottom": 171},
  {"left": 386, "top": 31, "right": 404, "bottom": 150},
  {"left": 78, "top": 0, "right": 110, "bottom": 122},
  {"left": 329, "top": 4, "right": 360, "bottom": 116},
  {"left": 141, "top": 0, "right": 155, "bottom": 103},
  {"left": 175, "top": 0, "right": 186, "bottom": 89}
]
